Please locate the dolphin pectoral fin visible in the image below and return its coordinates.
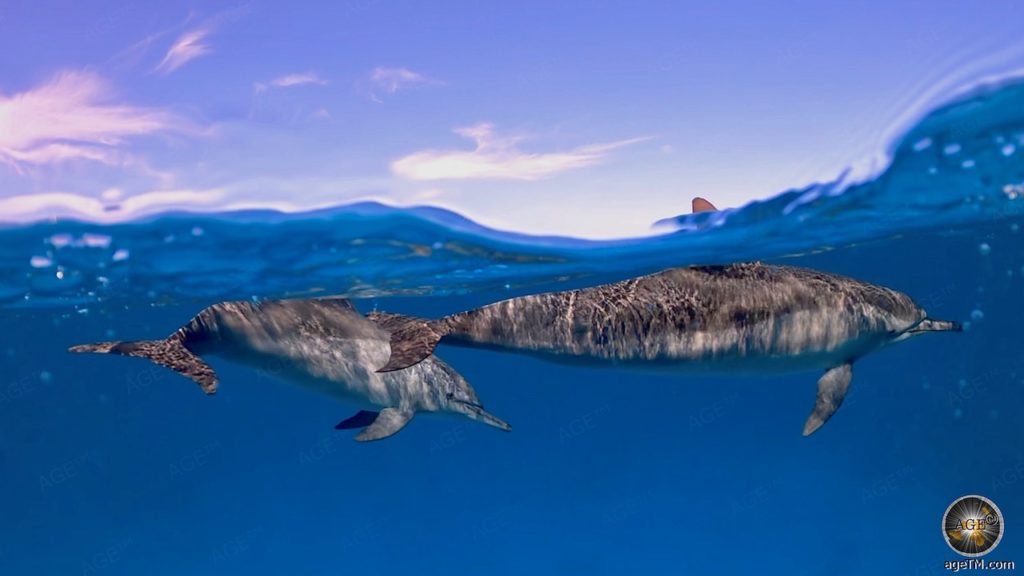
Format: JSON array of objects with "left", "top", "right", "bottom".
[
  {"left": 802, "top": 363, "right": 853, "bottom": 437},
  {"left": 367, "top": 313, "right": 444, "bottom": 372},
  {"left": 334, "top": 410, "right": 380, "bottom": 430},
  {"left": 355, "top": 407, "right": 414, "bottom": 442}
]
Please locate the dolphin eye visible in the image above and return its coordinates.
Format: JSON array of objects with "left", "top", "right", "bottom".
[{"left": 446, "top": 392, "right": 454, "bottom": 399}]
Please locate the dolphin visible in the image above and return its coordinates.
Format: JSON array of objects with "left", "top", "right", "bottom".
[
  {"left": 374, "top": 201, "right": 961, "bottom": 436},
  {"left": 69, "top": 298, "right": 511, "bottom": 442}
]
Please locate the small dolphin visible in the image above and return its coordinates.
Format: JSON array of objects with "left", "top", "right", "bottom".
[
  {"left": 375, "top": 201, "right": 960, "bottom": 436},
  {"left": 69, "top": 298, "right": 511, "bottom": 441}
]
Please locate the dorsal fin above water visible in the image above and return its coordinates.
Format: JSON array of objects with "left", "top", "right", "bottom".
[{"left": 692, "top": 197, "right": 718, "bottom": 213}]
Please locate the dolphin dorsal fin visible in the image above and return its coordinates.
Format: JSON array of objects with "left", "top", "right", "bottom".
[
  {"left": 692, "top": 197, "right": 718, "bottom": 213},
  {"left": 368, "top": 312, "right": 445, "bottom": 372}
]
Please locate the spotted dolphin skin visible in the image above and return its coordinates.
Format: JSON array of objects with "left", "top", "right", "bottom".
[
  {"left": 376, "top": 205, "right": 961, "bottom": 436},
  {"left": 69, "top": 298, "right": 511, "bottom": 442}
]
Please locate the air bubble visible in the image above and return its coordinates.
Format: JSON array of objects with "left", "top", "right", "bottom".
[
  {"left": 961, "top": 159, "right": 975, "bottom": 169},
  {"left": 978, "top": 243, "right": 991, "bottom": 256},
  {"left": 943, "top": 143, "right": 962, "bottom": 155},
  {"left": 913, "top": 138, "right": 932, "bottom": 152},
  {"left": 1002, "top": 143, "right": 1016, "bottom": 156},
  {"left": 970, "top": 309, "right": 984, "bottom": 321},
  {"left": 30, "top": 256, "right": 53, "bottom": 268},
  {"left": 953, "top": 408, "right": 963, "bottom": 420},
  {"left": 39, "top": 371, "right": 52, "bottom": 383}
]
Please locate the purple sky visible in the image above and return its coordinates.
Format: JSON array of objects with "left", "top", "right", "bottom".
[{"left": 1, "top": 0, "right": 1023, "bottom": 237}]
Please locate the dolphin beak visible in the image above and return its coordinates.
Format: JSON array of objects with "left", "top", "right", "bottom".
[
  {"left": 454, "top": 399, "right": 512, "bottom": 432},
  {"left": 892, "top": 317, "right": 963, "bottom": 343},
  {"left": 906, "top": 318, "right": 963, "bottom": 334}
]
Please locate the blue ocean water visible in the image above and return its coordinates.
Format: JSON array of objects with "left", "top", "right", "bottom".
[{"left": 1, "top": 79, "right": 1023, "bottom": 574}]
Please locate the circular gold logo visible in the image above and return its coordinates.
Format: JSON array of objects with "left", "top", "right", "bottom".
[{"left": 943, "top": 495, "right": 1004, "bottom": 557}]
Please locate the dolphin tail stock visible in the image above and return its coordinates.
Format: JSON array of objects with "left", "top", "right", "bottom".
[
  {"left": 367, "top": 311, "right": 449, "bottom": 373},
  {"left": 68, "top": 338, "right": 218, "bottom": 394}
]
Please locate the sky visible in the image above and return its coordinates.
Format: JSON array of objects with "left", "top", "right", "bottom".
[{"left": 1, "top": 0, "right": 1023, "bottom": 238}]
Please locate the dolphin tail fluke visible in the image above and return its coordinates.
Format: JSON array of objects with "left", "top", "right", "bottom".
[
  {"left": 68, "top": 338, "right": 218, "bottom": 394},
  {"left": 368, "top": 312, "right": 447, "bottom": 372},
  {"left": 803, "top": 363, "right": 852, "bottom": 436}
]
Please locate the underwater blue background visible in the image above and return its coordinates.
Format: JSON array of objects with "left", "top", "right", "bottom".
[{"left": 2, "top": 79, "right": 1024, "bottom": 574}]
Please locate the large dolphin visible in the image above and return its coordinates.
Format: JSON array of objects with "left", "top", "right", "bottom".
[
  {"left": 375, "top": 200, "right": 961, "bottom": 436},
  {"left": 69, "top": 298, "right": 511, "bottom": 441}
]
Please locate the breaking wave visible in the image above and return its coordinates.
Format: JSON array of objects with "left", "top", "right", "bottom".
[{"left": 1, "top": 77, "right": 1022, "bottom": 309}]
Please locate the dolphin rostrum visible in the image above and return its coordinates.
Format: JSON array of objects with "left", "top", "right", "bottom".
[
  {"left": 375, "top": 262, "right": 960, "bottom": 436},
  {"left": 69, "top": 298, "right": 511, "bottom": 441}
]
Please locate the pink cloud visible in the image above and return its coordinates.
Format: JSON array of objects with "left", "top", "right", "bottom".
[
  {"left": 155, "top": 28, "right": 212, "bottom": 74},
  {"left": 391, "top": 123, "right": 649, "bottom": 181},
  {"left": 271, "top": 72, "right": 327, "bottom": 88},
  {"left": 369, "top": 67, "right": 429, "bottom": 93},
  {"left": 0, "top": 71, "right": 177, "bottom": 170}
]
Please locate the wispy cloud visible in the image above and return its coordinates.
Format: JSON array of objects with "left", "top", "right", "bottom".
[
  {"left": 254, "top": 72, "right": 327, "bottom": 93},
  {"left": 155, "top": 27, "right": 212, "bottom": 74},
  {"left": 272, "top": 72, "right": 327, "bottom": 88},
  {"left": 369, "top": 67, "right": 430, "bottom": 94},
  {"left": 0, "top": 71, "right": 177, "bottom": 170},
  {"left": 390, "top": 123, "right": 648, "bottom": 181}
]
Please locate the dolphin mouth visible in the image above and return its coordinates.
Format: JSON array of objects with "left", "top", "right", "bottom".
[
  {"left": 452, "top": 399, "right": 512, "bottom": 432},
  {"left": 906, "top": 318, "right": 963, "bottom": 334},
  {"left": 452, "top": 398, "right": 485, "bottom": 410}
]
